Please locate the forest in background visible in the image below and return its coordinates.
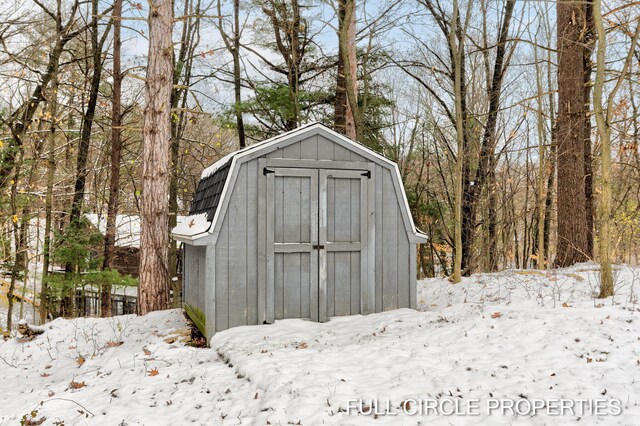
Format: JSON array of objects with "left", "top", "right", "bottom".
[{"left": 0, "top": 0, "right": 639, "bottom": 327}]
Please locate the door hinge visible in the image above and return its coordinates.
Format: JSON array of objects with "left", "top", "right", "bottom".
[
  {"left": 361, "top": 170, "right": 371, "bottom": 178},
  {"left": 263, "top": 167, "right": 275, "bottom": 176},
  {"left": 312, "top": 244, "right": 325, "bottom": 250}
]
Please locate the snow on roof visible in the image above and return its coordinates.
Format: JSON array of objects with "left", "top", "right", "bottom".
[{"left": 171, "top": 213, "right": 211, "bottom": 238}]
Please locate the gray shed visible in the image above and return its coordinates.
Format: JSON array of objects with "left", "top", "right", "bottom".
[{"left": 172, "top": 123, "right": 427, "bottom": 339}]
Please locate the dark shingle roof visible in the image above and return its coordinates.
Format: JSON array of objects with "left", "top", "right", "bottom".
[{"left": 189, "top": 159, "right": 232, "bottom": 221}]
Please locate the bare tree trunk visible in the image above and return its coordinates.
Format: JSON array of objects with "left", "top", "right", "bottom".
[
  {"left": 593, "top": 2, "right": 639, "bottom": 297},
  {"left": 232, "top": 0, "right": 246, "bottom": 147},
  {"left": 555, "top": 0, "right": 591, "bottom": 266},
  {"left": 534, "top": 40, "right": 546, "bottom": 269},
  {"left": 217, "top": 0, "right": 245, "bottom": 147},
  {"left": 6, "top": 146, "right": 26, "bottom": 332},
  {"left": 138, "top": 0, "right": 174, "bottom": 315},
  {"left": 102, "top": 0, "right": 124, "bottom": 317},
  {"left": 583, "top": 0, "right": 595, "bottom": 259},
  {"left": 69, "top": 0, "right": 110, "bottom": 225},
  {"left": 335, "top": 0, "right": 357, "bottom": 139},
  {"left": 477, "top": 0, "right": 515, "bottom": 272},
  {"left": 450, "top": 0, "right": 464, "bottom": 283},
  {"left": 39, "top": 41, "right": 60, "bottom": 325},
  {"left": 593, "top": 0, "right": 612, "bottom": 296}
]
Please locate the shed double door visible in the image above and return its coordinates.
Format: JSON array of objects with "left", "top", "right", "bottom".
[{"left": 265, "top": 167, "right": 368, "bottom": 322}]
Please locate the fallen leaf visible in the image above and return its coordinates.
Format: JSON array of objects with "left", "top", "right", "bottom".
[
  {"left": 143, "top": 347, "right": 151, "bottom": 356},
  {"left": 40, "top": 373, "right": 50, "bottom": 378},
  {"left": 105, "top": 341, "right": 124, "bottom": 348},
  {"left": 297, "top": 342, "right": 308, "bottom": 349},
  {"left": 491, "top": 312, "right": 502, "bottom": 319},
  {"left": 69, "top": 379, "right": 86, "bottom": 389},
  {"left": 76, "top": 356, "right": 85, "bottom": 367},
  {"left": 562, "top": 303, "right": 571, "bottom": 308},
  {"left": 587, "top": 357, "right": 593, "bottom": 363}
]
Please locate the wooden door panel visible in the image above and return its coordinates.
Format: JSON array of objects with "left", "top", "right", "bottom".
[
  {"left": 266, "top": 168, "right": 318, "bottom": 321},
  {"left": 319, "top": 170, "right": 368, "bottom": 320}
]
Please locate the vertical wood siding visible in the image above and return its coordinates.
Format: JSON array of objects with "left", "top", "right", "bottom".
[{"left": 204, "top": 134, "right": 414, "bottom": 333}]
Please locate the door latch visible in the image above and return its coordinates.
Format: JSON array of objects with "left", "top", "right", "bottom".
[{"left": 312, "top": 244, "right": 325, "bottom": 250}]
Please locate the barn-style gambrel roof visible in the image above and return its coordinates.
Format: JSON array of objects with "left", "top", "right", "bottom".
[{"left": 172, "top": 122, "right": 427, "bottom": 244}]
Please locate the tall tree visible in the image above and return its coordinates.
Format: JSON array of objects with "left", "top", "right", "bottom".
[
  {"left": 102, "top": 0, "right": 124, "bottom": 317},
  {"left": 69, "top": 0, "right": 112, "bottom": 225},
  {"left": 335, "top": 0, "right": 357, "bottom": 139},
  {"left": 138, "top": 0, "right": 174, "bottom": 314},
  {"left": 555, "top": 0, "right": 592, "bottom": 266},
  {"left": 468, "top": 0, "right": 515, "bottom": 272},
  {"left": 592, "top": 1, "right": 639, "bottom": 297},
  {"left": 217, "top": 0, "right": 246, "bottom": 147},
  {"left": 448, "top": 0, "right": 473, "bottom": 283},
  {"left": 583, "top": 1, "right": 595, "bottom": 258},
  {"left": 40, "top": 61, "right": 60, "bottom": 324}
]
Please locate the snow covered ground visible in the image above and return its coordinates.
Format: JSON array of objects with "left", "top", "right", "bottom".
[{"left": 1, "top": 263, "right": 639, "bottom": 425}]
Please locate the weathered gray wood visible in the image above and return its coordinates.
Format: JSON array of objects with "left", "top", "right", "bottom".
[
  {"left": 318, "top": 169, "right": 368, "bottom": 317},
  {"left": 354, "top": 176, "right": 364, "bottom": 315},
  {"left": 366, "top": 165, "right": 375, "bottom": 315},
  {"left": 382, "top": 169, "right": 398, "bottom": 311},
  {"left": 309, "top": 171, "right": 319, "bottom": 322},
  {"left": 349, "top": 149, "right": 366, "bottom": 162},
  {"left": 375, "top": 164, "right": 383, "bottom": 312},
  {"left": 325, "top": 242, "right": 361, "bottom": 252},
  {"left": 283, "top": 252, "right": 301, "bottom": 317},
  {"left": 275, "top": 243, "right": 313, "bottom": 253},
  {"left": 205, "top": 246, "right": 216, "bottom": 338},
  {"left": 282, "top": 173, "right": 301, "bottom": 318},
  {"left": 246, "top": 160, "right": 258, "bottom": 324},
  {"left": 268, "top": 168, "right": 319, "bottom": 321},
  {"left": 215, "top": 217, "right": 229, "bottom": 331},
  {"left": 318, "top": 169, "right": 328, "bottom": 321},
  {"left": 227, "top": 165, "right": 247, "bottom": 328},
  {"left": 299, "top": 135, "right": 318, "bottom": 160},
  {"left": 334, "top": 175, "right": 351, "bottom": 316},
  {"left": 409, "top": 243, "right": 417, "bottom": 309},
  {"left": 301, "top": 252, "right": 311, "bottom": 318},
  {"left": 257, "top": 159, "right": 267, "bottom": 324},
  {"left": 317, "top": 136, "right": 335, "bottom": 161},
  {"left": 266, "top": 158, "right": 370, "bottom": 170},
  {"left": 265, "top": 169, "right": 275, "bottom": 323},
  {"left": 350, "top": 251, "right": 360, "bottom": 315},
  {"left": 333, "top": 140, "right": 351, "bottom": 161},
  {"left": 266, "top": 146, "right": 284, "bottom": 158},
  {"left": 397, "top": 212, "right": 410, "bottom": 308},
  {"left": 282, "top": 138, "right": 302, "bottom": 159},
  {"left": 274, "top": 253, "right": 283, "bottom": 319}
]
